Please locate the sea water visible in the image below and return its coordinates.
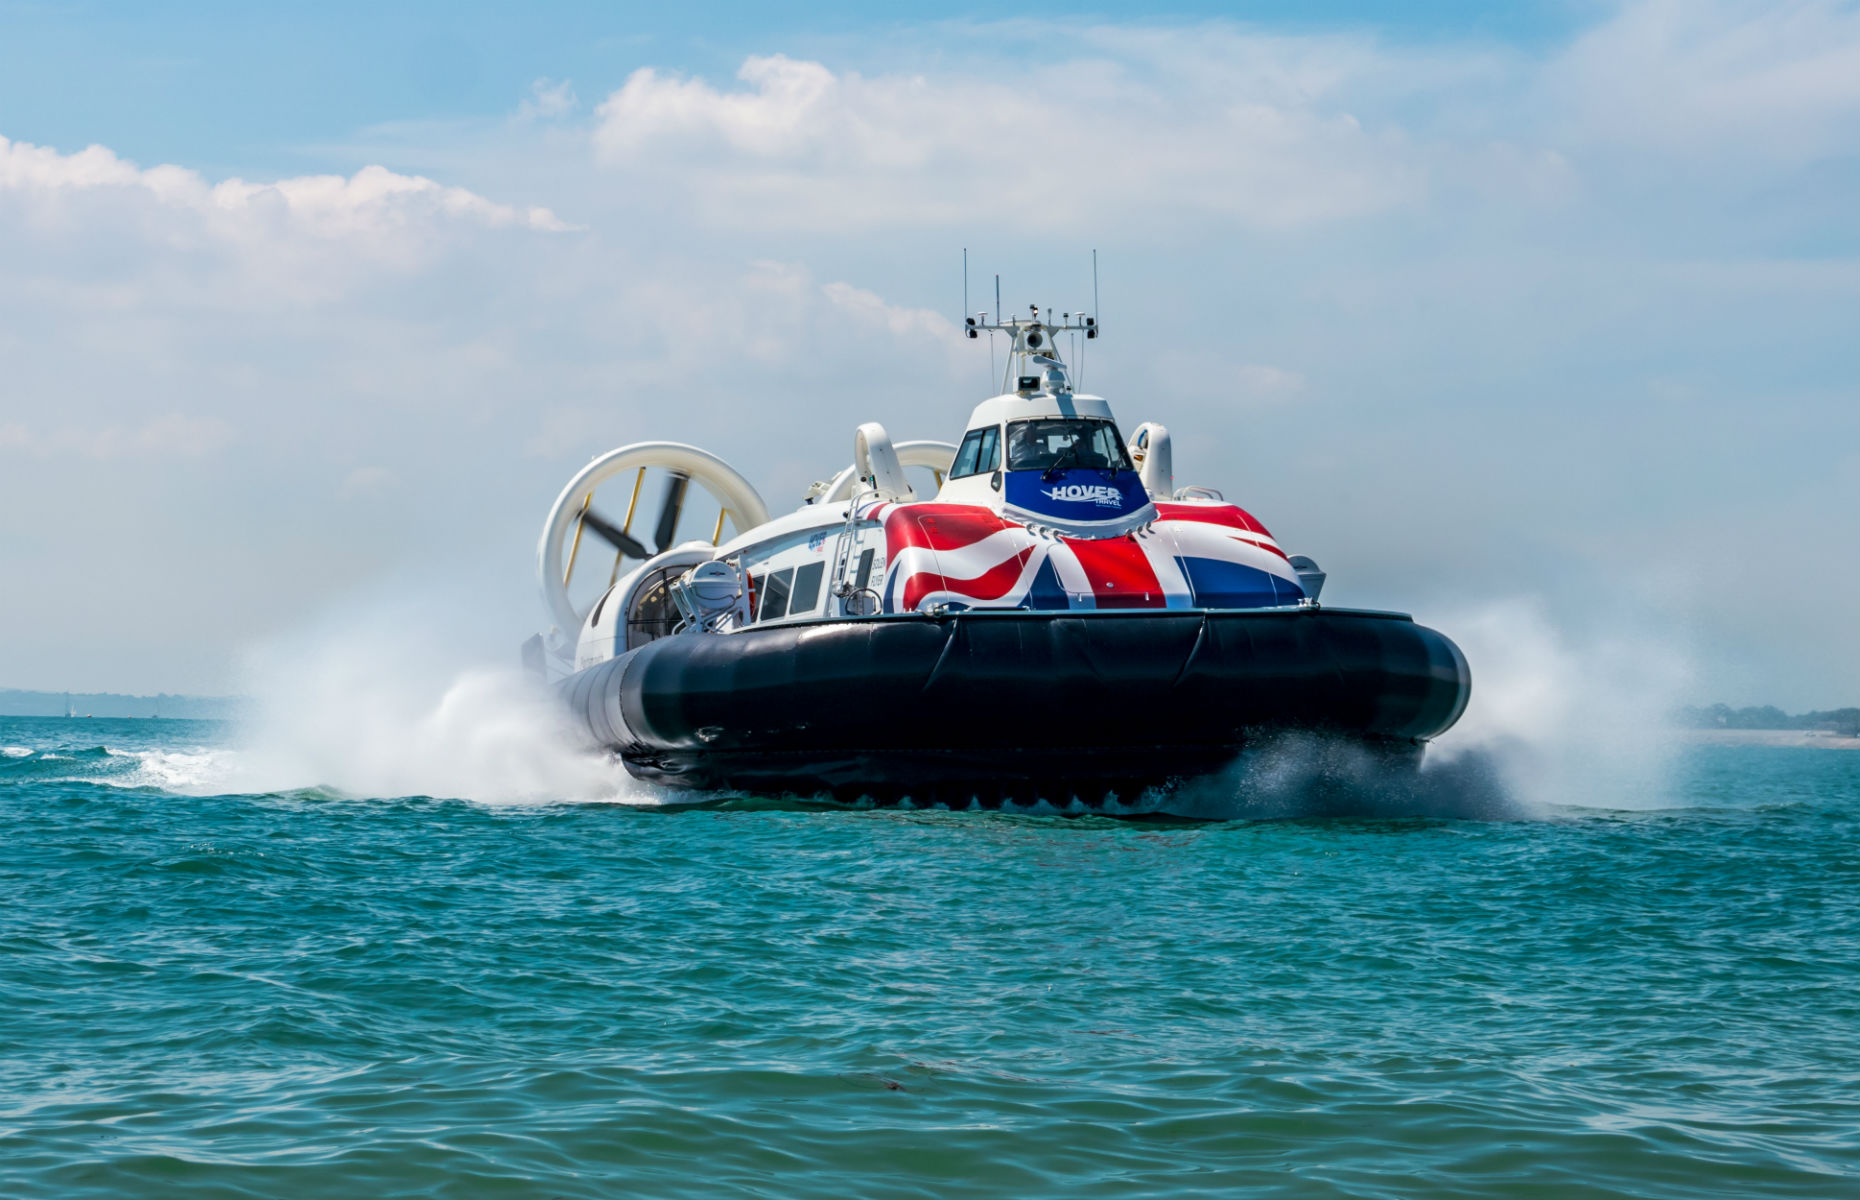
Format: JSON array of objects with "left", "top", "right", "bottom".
[{"left": 1, "top": 713, "right": 1855, "bottom": 1198}]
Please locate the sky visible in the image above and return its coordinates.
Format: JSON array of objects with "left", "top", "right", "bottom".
[{"left": 0, "top": 0, "right": 1855, "bottom": 708}]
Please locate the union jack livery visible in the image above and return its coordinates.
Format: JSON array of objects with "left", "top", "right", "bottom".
[
  {"left": 875, "top": 501, "right": 1304, "bottom": 614},
  {"left": 535, "top": 292, "right": 1469, "bottom": 805}
]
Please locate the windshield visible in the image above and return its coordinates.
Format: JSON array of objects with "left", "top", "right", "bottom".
[{"left": 1006, "top": 418, "right": 1131, "bottom": 472}]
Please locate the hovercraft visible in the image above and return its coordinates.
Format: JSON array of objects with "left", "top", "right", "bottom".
[{"left": 528, "top": 303, "right": 1470, "bottom": 804}]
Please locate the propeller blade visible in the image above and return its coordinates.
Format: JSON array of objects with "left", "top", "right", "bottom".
[
  {"left": 579, "top": 508, "right": 649, "bottom": 560},
  {"left": 654, "top": 473, "right": 690, "bottom": 553}
]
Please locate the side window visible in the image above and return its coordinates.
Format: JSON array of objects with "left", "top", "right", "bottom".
[
  {"left": 790, "top": 561, "right": 825, "bottom": 616},
  {"left": 626, "top": 565, "right": 686, "bottom": 649},
  {"left": 746, "top": 574, "right": 764, "bottom": 623},
  {"left": 950, "top": 429, "right": 986, "bottom": 478},
  {"left": 759, "top": 567, "right": 794, "bottom": 622},
  {"left": 854, "top": 548, "right": 876, "bottom": 591},
  {"left": 977, "top": 425, "right": 999, "bottom": 472}
]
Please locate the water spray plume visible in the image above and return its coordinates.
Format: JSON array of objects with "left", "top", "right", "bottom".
[
  {"left": 1423, "top": 598, "right": 1693, "bottom": 812},
  {"left": 225, "top": 599, "right": 648, "bottom": 805},
  {"left": 1148, "top": 598, "right": 1694, "bottom": 820}
]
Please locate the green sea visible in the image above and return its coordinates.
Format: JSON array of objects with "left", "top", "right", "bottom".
[{"left": 2, "top": 714, "right": 1855, "bottom": 1198}]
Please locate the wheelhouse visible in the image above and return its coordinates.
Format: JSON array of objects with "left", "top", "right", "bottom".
[{"left": 1005, "top": 417, "right": 1131, "bottom": 473}]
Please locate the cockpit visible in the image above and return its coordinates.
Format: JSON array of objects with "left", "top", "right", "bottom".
[{"left": 1005, "top": 418, "right": 1132, "bottom": 473}]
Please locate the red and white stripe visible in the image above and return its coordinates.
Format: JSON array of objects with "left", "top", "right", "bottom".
[{"left": 881, "top": 501, "right": 1300, "bottom": 613}]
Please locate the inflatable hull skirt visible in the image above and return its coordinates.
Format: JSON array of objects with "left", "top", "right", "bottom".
[{"left": 561, "top": 608, "right": 1470, "bottom": 801}]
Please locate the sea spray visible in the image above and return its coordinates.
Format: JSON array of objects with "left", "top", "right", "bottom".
[
  {"left": 225, "top": 601, "right": 647, "bottom": 805},
  {"left": 1425, "top": 597, "right": 1694, "bottom": 811},
  {"left": 1151, "top": 732, "right": 1521, "bottom": 821},
  {"left": 1149, "top": 598, "right": 1694, "bottom": 820}
]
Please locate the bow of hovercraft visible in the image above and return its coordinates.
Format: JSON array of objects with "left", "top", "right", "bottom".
[{"left": 527, "top": 301, "right": 1470, "bottom": 804}]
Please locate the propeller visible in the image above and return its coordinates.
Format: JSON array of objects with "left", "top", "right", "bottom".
[
  {"left": 578, "top": 507, "right": 649, "bottom": 560},
  {"left": 654, "top": 472, "right": 690, "bottom": 553}
]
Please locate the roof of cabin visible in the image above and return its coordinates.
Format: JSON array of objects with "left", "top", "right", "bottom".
[{"left": 960, "top": 390, "right": 1115, "bottom": 435}]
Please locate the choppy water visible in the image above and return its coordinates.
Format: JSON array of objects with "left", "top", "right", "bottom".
[{"left": 2, "top": 713, "right": 1856, "bottom": 1198}]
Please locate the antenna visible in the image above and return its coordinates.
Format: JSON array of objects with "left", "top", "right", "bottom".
[
  {"left": 1092, "top": 249, "right": 1100, "bottom": 330},
  {"left": 959, "top": 265, "right": 1095, "bottom": 394},
  {"left": 962, "top": 248, "right": 968, "bottom": 324}
]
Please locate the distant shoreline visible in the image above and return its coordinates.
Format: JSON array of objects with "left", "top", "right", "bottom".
[
  {"left": 0, "top": 689, "right": 246, "bottom": 720},
  {"left": 1679, "top": 729, "right": 1860, "bottom": 749}
]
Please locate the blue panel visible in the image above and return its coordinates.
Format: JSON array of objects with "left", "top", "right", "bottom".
[
  {"left": 1025, "top": 556, "right": 1070, "bottom": 610},
  {"left": 882, "top": 560, "right": 901, "bottom": 614},
  {"left": 1003, "top": 468, "right": 1149, "bottom": 523},
  {"left": 1174, "top": 556, "right": 1304, "bottom": 609}
]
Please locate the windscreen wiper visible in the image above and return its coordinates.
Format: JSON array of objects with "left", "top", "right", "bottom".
[{"left": 1042, "top": 446, "right": 1078, "bottom": 481}]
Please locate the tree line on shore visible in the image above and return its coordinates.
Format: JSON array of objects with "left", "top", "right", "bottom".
[
  {"left": 0, "top": 689, "right": 246, "bottom": 719},
  {"left": 1674, "top": 704, "right": 1860, "bottom": 734}
]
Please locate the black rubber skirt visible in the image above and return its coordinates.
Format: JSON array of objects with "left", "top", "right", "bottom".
[{"left": 561, "top": 607, "right": 1470, "bottom": 799}]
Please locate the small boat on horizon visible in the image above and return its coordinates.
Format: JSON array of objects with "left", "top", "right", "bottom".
[{"left": 526, "top": 290, "right": 1470, "bottom": 805}]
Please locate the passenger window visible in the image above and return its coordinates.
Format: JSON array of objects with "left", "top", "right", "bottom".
[
  {"left": 759, "top": 567, "right": 794, "bottom": 621},
  {"left": 854, "top": 548, "right": 876, "bottom": 591},
  {"left": 746, "top": 575, "right": 764, "bottom": 622},
  {"left": 790, "top": 561, "right": 825, "bottom": 615},
  {"left": 950, "top": 429, "right": 986, "bottom": 478}
]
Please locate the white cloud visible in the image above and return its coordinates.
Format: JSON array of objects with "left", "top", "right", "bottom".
[
  {"left": 0, "top": 135, "right": 579, "bottom": 317},
  {"left": 821, "top": 280, "right": 958, "bottom": 342},
  {"left": 0, "top": 135, "right": 571, "bottom": 237},
  {"left": 519, "top": 77, "right": 579, "bottom": 120},
  {"left": 585, "top": 5, "right": 1860, "bottom": 236},
  {"left": 1544, "top": 0, "right": 1860, "bottom": 160},
  {"left": 592, "top": 51, "right": 1423, "bottom": 232},
  {"left": 0, "top": 413, "right": 234, "bottom": 460},
  {"left": 597, "top": 57, "right": 839, "bottom": 158}
]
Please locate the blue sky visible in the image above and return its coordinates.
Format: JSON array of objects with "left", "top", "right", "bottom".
[
  {"left": 1, "top": 0, "right": 1856, "bottom": 709},
  {"left": 1, "top": 2, "right": 1596, "bottom": 171}
]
